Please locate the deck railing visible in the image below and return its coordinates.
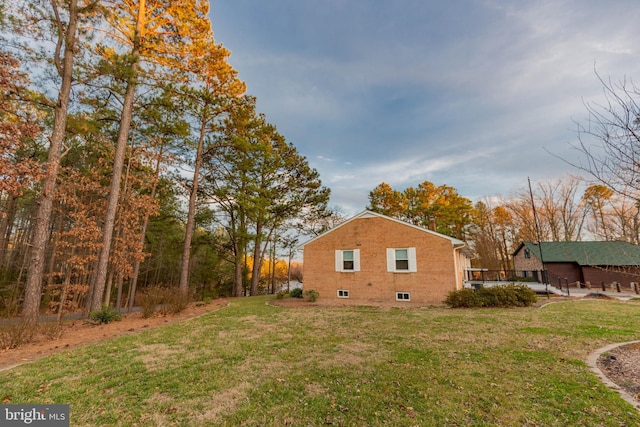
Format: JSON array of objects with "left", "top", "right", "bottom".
[{"left": 465, "top": 269, "right": 548, "bottom": 284}]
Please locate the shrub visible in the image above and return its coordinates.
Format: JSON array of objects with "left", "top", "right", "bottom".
[
  {"left": 140, "top": 287, "right": 162, "bottom": 318},
  {"left": 303, "top": 289, "right": 319, "bottom": 302},
  {"left": 444, "top": 288, "right": 482, "bottom": 308},
  {"left": 39, "top": 321, "right": 65, "bottom": 340},
  {"left": 509, "top": 284, "right": 538, "bottom": 306},
  {"left": 0, "top": 319, "right": 34, "bottom": 350},
  {"left": 89, "top": 305, "right": 122, "bottom": 324},
  {"left": 289, "top": 288, "right": 303, "bottom": 298},
  {"left": 275, "top": 290, "right": 287, "bottom": 300},
  {"left": 162, "top": 291, "right": 189, "bottom": 315},
  {"left": 445, "top": 284, "right": 537, "bottom": 308},
  {"left": 140, "top": 285, "right": 190, "bottom": 317}
]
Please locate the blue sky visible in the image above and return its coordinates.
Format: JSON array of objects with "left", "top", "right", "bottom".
[{"left": 209, "top": 1, "right": 640, "bottom": 214}]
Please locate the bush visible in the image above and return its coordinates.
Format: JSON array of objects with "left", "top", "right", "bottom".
[
  {"left": 0, "top": 319, "right": 34, "bottom": 350},
  {"left": 303, "top": 289, "right": 319, "bottom": 302},
  {"left": 275, "top": 290, "right": 287, "bottom": 300},
  {"left": 289, "top": 288, "right": 303, "bottom": 298},
  {"left": 162, "top": 292, "right": 189, "bottom": 315},
  {"left": 39, "top": 321, "right": 65, "bottom": 340},
  {"left": 89, "top": 305, "right": 122, "bottom": 324},
  {"left": 444, "top": 288, "right": 482, "bottom": 308},
  {"left": 140, "top": 285, "right": 190, "bottom": 318},
  {"left": 140, "top": 287, "right": 162, "bottom": 318},
  {"left": 445, "top": 284, "right": 537, "bottom": 308}
]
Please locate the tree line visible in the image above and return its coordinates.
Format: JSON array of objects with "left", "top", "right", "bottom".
[
  {"left": 368, "top": 176, "right": 640, "bottom": 271},
  {"left": 0, "top": 0, "right": 331, "bottom": 324}
]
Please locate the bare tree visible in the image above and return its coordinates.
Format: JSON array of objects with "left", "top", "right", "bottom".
[{"left": 570, "top": 73, "right": 640, "bottom": 202}]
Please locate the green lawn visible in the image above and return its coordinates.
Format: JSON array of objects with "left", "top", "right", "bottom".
[{"left": 1, "top": 297, "right": 639, "bottom": 426}]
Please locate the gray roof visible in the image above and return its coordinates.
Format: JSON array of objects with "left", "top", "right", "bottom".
[{"left": 516, "top": 241, "right": 640, "bottom": 266}]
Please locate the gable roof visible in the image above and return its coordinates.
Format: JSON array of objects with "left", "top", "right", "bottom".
[
  {"left": 298, "top": 210, "right": 465, "bottom": 249},
  {"left": 514, "top": 241, "right": 640, "bottom": 266}
]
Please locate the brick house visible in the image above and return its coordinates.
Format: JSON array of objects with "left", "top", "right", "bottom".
[
  {"left": 299, "top": 210, "right": 471, "bottom": 305},
  {"left": 512, "top": 241, "right": 640, "bottom": 288}
]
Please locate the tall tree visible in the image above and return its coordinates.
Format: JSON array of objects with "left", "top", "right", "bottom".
[
  {"left": 17, "top": 0, "right": 99, "bottom": 324},
  {"left": 91, "top": 0, "right": 214, "bottom": 310},
  {"left": 177, "top": 36, "right": 244, "bottom": 299},
  {"left": 0, "top": 53, "right": 43, "bottom": 269},
  {"left": 368, "top": 182, "right": 406, "bottom": 218},
  {"left": 582, "top": 184, "right": 614, "bottom": 240},
  {"left": 368, "top": 180, "right": 473, "bottom": 239},
  {"left": 246, "top": 125, "right": 330, "bottom": 295},
  {"left": 202, "top": 97, "right": 330, "bottom": 296}
]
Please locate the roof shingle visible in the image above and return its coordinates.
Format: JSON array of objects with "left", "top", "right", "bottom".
[{"left": 518, "top": 241, "right": 640, "bottom": 266}]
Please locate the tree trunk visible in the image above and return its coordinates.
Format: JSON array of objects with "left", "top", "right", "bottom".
[
  {"left": 0, "top": 192, "right": 17, "bottom": 268},
  {"left": 179, "top": 110, "right": 207, "bottom": 298},
  {"left": 103, "top": 269, "right": 114, "bottom": 307},
  {"left": 56, "top": 264, "right": 72, "bottom": 323},
  {"left": 22, "top": 0, "right": 79, "bottom": 325},
  {"left": 128, "top": 145, "right": 164, "bottom": 311},
  {"left": 115, "top": 272, "right": 124, "bottom": 309},
  {"left": 250, "top": 222, "right": 262, "bottom": 296},
  {"left": 91, "top": 0, "right": 145, "bottom": 311}
]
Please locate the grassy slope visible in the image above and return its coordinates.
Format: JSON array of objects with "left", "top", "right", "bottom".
[{"left": 1, "top": 297, "right": 639, "bottom": 426}]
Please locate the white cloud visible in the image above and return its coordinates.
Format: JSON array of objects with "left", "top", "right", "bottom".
[{"left": 212, "top": 0, "right": 640, "bottom": 214}]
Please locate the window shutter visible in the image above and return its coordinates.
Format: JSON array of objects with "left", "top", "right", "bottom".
[
  {"left": 335, "top": 250, "right": 342, "bottom": 272},
  {"left": 353, "top": 249, "right": 360, "bottom": 272},
  {"left": 408, "top": 247, "right": 417, "bottom": 272},
  {"left": 386, "top": 248, "right": 395, "bottom": 272}
]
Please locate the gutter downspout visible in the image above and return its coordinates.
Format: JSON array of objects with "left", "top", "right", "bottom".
[{"left": 453, "top": 242, "right": 467, "bottom": 290}]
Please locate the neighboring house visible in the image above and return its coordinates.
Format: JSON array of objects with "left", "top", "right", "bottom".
[
  {"left": 513, "top": 241, "right": 640, "bottom": 287},
  {"left": 298, "top": 210, "right": 471, "bottom": 305}
]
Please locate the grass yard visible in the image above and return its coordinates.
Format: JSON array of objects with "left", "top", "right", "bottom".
[{"left": 1, "top": 296, "right": 639, "bottom": 426}]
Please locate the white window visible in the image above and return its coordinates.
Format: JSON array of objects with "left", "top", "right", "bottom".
[
  {"left": 386, "top": 248, "right": 417, "bottom": 272},
  {"left": 335, "top": 249, "right": 360, "bottom": 272},
  {"left": 396, "top": 292, "right": 411, "bottom": 301},
  {"left": 337, "top": 290, "right": 349, "bottom": 298}
]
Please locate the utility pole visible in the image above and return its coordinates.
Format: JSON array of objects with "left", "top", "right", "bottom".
[{"left": 528, "top": 177, "right": 549, "bottom": 298}]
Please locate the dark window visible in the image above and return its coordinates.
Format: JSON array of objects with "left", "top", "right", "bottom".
[
  {"left": 395, "top": 249, "right": 409, "bottom": 270},
  {"left": 343, "top": 250, "right": 354, "bottom": 270},
  {"left": 337, "top": 290, "right": 349, "bottom": 298},
  {"left": 524, "top": 248, "right": 531, "bottom": 259}
]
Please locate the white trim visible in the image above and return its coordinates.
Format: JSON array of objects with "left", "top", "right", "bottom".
[
  {"left": 335, "top": 249, "right": 360, "bottom": 272},
  {"left": 387, "top": 247, "right": 417, "bottom": 272},
  {"left": 353, "top": 249, "right": 360, "bottom": 271},
  {"left": 386, "top": 248, "right": 395, "bottom": 272},
  {"left": 337, "top": 289, "right": 350, "bottom": 298},
  {"left": 396, "top": 292, "right": 411, "bottom": 301},
  {"left": 335, "top": 250, "right": 342, "bottom": 272},
  {"left": 407, "top": 247, "right": 417, "bottom": 272}
]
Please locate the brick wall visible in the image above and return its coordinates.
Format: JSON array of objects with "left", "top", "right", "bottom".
[
  {"left": 581, "top": 266, "right": 640, "bottom": 289},
  {"left": 302, "top": 216, "right": 458, "bottom": 305},
  {"left": 512, "top": 247, "right": 543, "bottom": 271}
]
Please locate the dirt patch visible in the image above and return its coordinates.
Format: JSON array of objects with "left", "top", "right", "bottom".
[
  {"left": 598, "top": 342, "right": 640, "bottom": 403},
  {"left": 0, "top": 299, "right": 228, "bottom": 371}
]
